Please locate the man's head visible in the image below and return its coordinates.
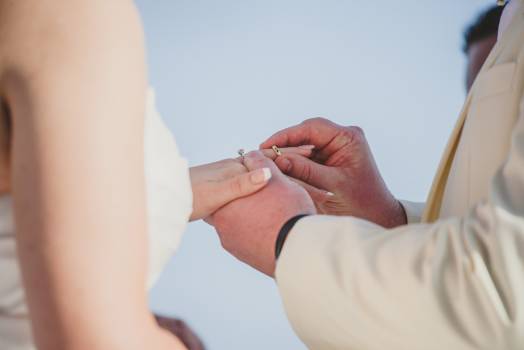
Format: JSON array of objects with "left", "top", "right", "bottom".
[{"left": 464, "top": 5, "right": 504, "bottom": 91}]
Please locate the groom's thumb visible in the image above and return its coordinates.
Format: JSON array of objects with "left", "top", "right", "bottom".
[{"left": 274, "top": 152, "right": 334, "bottom": 190}]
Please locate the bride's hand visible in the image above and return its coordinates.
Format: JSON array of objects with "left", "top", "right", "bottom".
[
  {"left": 190, "top": 158, "right": 268, "bottom": 221},
  {"left": 189, "top": 146, "right": 314, "bottom": 221}
]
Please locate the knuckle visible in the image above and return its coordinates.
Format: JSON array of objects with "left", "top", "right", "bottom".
[
  {"left": 340, "top": 127, "right": 352, "bottom": 137},
  {"left": 277, "top": 157, "right": 292, "bottom": 173},
  {"left": 303, "top": 116, "right": 328, "bottom": 126},
  {"left": 346, "top": 126, "right": 365, "bottom": 142},
  {"left": 299, "top": 163, "right": 312, "bottom": 184},
  {"left": 339, "top": 128, "right": 353, "bottom": 142},
  {"left": 349, "top": 125, "right": 365, "bottom": 136},
  {"left": 229, "top": 177, "right": 245, "bottom": 195}
]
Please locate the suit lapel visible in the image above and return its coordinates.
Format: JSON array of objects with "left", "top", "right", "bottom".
[
  {"left": 421, "top": 6, "right": 521, "bottom": 222},
  {"left": 421, "top": 98, "right": 471, "bottom": 222}
]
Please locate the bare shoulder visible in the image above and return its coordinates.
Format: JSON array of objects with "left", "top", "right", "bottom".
[{"left": 0, "top": 0, "right": 144, "bottom": 81}]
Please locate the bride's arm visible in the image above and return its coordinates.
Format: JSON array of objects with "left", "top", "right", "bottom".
[{"left": 1, "top": 1, "right": 184, "bottom": 349}]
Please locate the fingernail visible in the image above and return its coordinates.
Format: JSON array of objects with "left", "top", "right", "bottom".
[
  {"left": 299, "top": 145, "right": 315, "bottom": 150},
  {"left": 326, "top": 191, "right": 335, "bottom": 196},
  {"left": 251, "top": 168, "right": 272, "bottom": 184}
]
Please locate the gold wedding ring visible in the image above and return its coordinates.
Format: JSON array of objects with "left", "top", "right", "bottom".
[{"left": 272, "top": 145, "right": 282, "bottom": 157}]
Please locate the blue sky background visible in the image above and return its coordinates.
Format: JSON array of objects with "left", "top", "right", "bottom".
[{"left": 136, "top": 1, "right": 494, "bottom": 348}]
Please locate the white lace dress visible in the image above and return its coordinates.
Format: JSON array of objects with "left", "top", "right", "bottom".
[{"left": 0, "top": 88, "right": 192, "bottom": 349}]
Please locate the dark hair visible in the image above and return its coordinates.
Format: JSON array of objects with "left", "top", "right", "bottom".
[{"left": 463, "top": 5, "right": 504, "bottom": 53}]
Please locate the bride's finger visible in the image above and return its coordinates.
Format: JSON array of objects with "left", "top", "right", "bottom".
[
  {"left": 190, "top": 168, "right": 271, "bottom": 221},
  {"left": 261, "top": 145, "right": 315, "bottom": 160},
  {"left": 215, "top": 168, "right": 272, "bottom": 207}
]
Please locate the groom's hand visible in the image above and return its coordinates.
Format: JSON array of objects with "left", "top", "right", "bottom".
[
  {"left": 211, "top": 151, "right": 316, "bottom": 277},
  {"left": 261, "top": 117, "right": 406, "bottom": 228},
  {"left": 190, "top": 147, "right": 314, "bottom": 222}
]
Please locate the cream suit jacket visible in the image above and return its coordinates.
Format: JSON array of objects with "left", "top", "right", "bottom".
[{"left": 275, "top": 2, "right": 524, "bottom": 349}]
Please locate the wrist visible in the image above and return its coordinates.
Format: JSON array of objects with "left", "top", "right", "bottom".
[
  {"left": 381, "top": 198, "right": 407, "bottom": 228},
  {"left": 275, "top": 214, "right": 311, "bottom": 260}
]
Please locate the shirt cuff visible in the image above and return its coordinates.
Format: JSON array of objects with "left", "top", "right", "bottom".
[{"left": 399, "top": 200, "right": 426, "bottom": 224}]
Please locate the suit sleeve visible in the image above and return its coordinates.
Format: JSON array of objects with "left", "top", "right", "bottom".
[{"left": 275, "top": 96, "right": 524, "bottom": 350}]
